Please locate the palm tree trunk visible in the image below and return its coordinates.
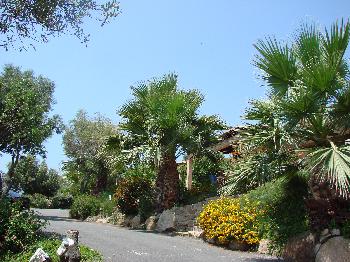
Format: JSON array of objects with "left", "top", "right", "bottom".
[{"left": 155, "top": 151, "right": 179, "bottom": 213}]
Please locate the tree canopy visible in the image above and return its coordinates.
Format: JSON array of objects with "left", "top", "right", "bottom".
[
  {"left": 223, "top": 20, "right": 350, "bottom": 198},
  {"left": 12, "top": 155, "right": 60, "bottom": 197},
  {"left": 63, "top": 110, "right": 122, "bottom": 194},
  {"left": 119, "top": 73, "right": 225, "bottom": 211},
  {"left": 0, "top": 65, "right": 62, "bottom": 195},
  {"left": 0, "top": 0, "right": 120, "bottom": 50}
]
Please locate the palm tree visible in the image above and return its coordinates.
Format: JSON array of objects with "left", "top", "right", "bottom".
[
  {"left": 119, "top": 74, "right": 225, "bottom": 212},
  {"left": 248, "top": 19, "right": 350, "bottom": 198}
]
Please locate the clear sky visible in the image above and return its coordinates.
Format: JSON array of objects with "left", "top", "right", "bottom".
[{"left": 0, "top": 0, "right": 349, "bottom": 172}]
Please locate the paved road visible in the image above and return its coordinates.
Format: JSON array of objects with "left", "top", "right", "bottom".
[{"left": 35, "top": 209, "right": 282, "bottom": 262}]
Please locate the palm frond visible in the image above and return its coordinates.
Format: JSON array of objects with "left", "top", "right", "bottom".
[
  {"left": 295, "top": 22, "right": 322, "bottom": 66},
  {"left": 305, "top": 142, "right": 350, "bottom": 198},
  {"left": 323, "top": 19, "right": 350, "bottom": 67},
  {"left": 253, "top": 37, "right": 298, "bottom": 96},
  {"left": 332, "top": 86, "right": 350, "bottom": 130}
]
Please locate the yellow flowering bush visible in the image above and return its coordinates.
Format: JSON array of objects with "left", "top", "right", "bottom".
[{"left": 197, "top": 197, "right": 262, "bottom": 245}]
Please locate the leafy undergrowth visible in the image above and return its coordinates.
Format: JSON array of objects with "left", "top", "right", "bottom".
[{"left": 0, "top": 236, "right": 103, "bottom": 262}]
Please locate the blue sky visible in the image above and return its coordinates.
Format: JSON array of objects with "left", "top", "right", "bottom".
[{"left": 0, "top": 0, "right": 348, "bottom": 172}]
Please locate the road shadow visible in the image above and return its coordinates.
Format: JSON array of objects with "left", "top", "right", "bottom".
[
  {"left": 38, "top": 230, "right": 65, "bottom": 240},
  {"left": 44, "top": 215, "right": 81, "bottom": 222}
]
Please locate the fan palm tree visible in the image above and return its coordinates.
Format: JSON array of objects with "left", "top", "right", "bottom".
[
  {"left": 248, "top": 19, "right": 350, "bottom": 197},
  {"left": 119, "top": 74, "right": 225, "bottom": 211}
]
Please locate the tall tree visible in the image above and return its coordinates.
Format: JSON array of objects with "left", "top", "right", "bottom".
[
  {"left": 0, "top": 65, "right": 62, "bottom": 196},
  {"left": 235, "top": 20, "right": 350, "bottom": 198},
  {"left": 119, "top": 74, "right": 225, "bottom": 212},
  {"left": 63, "top": 110, "right": 121, "bottom": 194},
  {"left": 0, "top": 0, "right": 120, "bottom": 50},
  {"left": 12, "top": 155, "right": 61, "bottom": 197}
]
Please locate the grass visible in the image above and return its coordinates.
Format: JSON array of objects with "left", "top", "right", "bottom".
[{"left": 0, "top": 236, "right": 103, "bottom": 262}]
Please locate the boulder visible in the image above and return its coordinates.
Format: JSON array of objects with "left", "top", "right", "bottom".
[
  {"left": 156, "top": 209, "right": 176, "bottom": 232},
  {"left": 258, "top": 239, "right": 272, "bottom": 255},
  {"left": 228, "top": 240, "right": 250, "bottom": 251},
  {"left": 96, "top": 218, "right": 108, "bottom": 224},
  {"left": 330, "top": 228, "right": 340, "bottom": 236},
  {"left": 131, "top": 215, "right": 141, "bottom": 229},
  {"left": 282, "top": 232, "right": 316, "bottom": 262},
  {"left": 85, "top": 216, "right": 99, "bottom": 222},
  {"left": 145, "top": 216, "right": 157, "bottom": 231},
  {"left": 29, "top": 248, "right": 51, "bottom": 262},
  {"left": 114, "top": 214, "right": 133, "bottom": 227},
  {"left": 57, "top": 230, "right": 81, "bottom": 262},
  {"left": 188, "top": 226, "right": 203, "bottom": 238},
  {"left": 315, "top": 236, "right": 350, "bottom": 262}
]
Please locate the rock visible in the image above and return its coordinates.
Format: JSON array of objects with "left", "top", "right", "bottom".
[
  {"left": 321, "top": 228, "right": 329, "bottom": 236},
  {"left": 176, "top": 231, "right": 190, "bottom": 237},
  {"left": 315, "top": 236, "right": 350, "bottom": 262},
  {"left": 187, "top": 230, "right": 203, "bottom": 238},
  {"left": 188, "top": 226, "right": 203, "bottom": 238},
  {"left": 173, "top": 205, "right": 196, "bottom": 231},
  {"left": 258, "top": 239, "right": 271, "bottom": 255},
  {"left": 282, "top": 231, "right": 316, "bottom": 262},
  {"left": 29, "top": 248, "right": 51, "bottom": 262},
  {"left": 131, "top": 215, "right": 141, "bottom": 229},
  {"left": 156, "top": 209, "right": 176, "bottom": 232},
  {"left": 57, "top": 230, "right": 81, "bottom": 262},
  {"left": 314, "top": 243, "right": 322, "bottom": 256},
  {"left": 145, "top": 216, "right": 157, "bottom": 231},
  {"left": 123, "top": 216, "right": 134, "bottom": 227},
  {"left": 319, "top": 234, "right": 332, "bottom": 244},
  {"left": 114, "top": 215, "right": 133, "bottom": 227},
  {"left": 228, "top": 240, "right": 250, "bottom": 251},
  {"left": 96, "top": 218, "right": 108, "bottom": 224},
  {"left": 205, "top": 238, "right": 216, "bottom": 244},
  {"left": 85, "top": 216, "right": 99, "bottom": 222},
  {"left": 330, "top": 228, "right": 340, "bottom": 236}
]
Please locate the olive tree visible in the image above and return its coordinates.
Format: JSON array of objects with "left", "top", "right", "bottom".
[
  {"left": 0, "top": 0, "right": 120, "bottom": 50},
  {"left": 0, "top": 65, "right": 62, "bottom": 196}
]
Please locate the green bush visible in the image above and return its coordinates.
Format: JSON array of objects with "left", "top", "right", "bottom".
[
  {"left": 28, "top": 193, "right": 51, "bottom": 208},
  {"left": 244, "top": 174, "right": 309, "bottom": 254},
  {"left": 51, "top": 194, "right": 73, "bottom": 209},
  {"left": 179, "top": 183, "right": 217, "bottom": 205},
  {"left": 0, "top": 199, "right": 45, "bottom": 255},
  {"left": 341, "top": 219, "right": 350, "bottom": 239},
  {"left": 98, "top": 195, "right": 116, "bottom": 217},
  {"left": 0, "top": 236, "right": 103, "bottom": 262},
  {"left": 115, "top": 176, "right": 153, "bottom": 216},
  {"left": 70, "top": 195, "right": 101, "bottom": 220}
]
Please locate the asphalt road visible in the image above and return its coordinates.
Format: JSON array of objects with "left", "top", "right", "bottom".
[{"left": 35, "top": 209, "right": 282, "bottom": 262}]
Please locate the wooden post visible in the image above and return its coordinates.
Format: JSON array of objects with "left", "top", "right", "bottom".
[{"left": 186, "top": 155, "right": 193, "bottom": 190}]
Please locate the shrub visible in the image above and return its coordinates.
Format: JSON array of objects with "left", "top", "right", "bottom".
[
  {"left": 51, "top": 194, "right": 73, "bottom": 209},
  {"left": 138, "top": 192, "right": 155, "bottom": 221},
  {"left": 28, "top": 193, "right": 51, "bottom": 208},
  {"left": 69, "top": 195, "right": 101, "bottom": 220},
  {"left": 115, "top": 176, "right": 153, "bottom": 216},
  {"left": 0, "top": 199, "right": 45, "bottom": 255},
  {"left": 1, "top": 236, "right": 103, "bottom": 262},
  {"left": 341, "top": 219, "right": 350, "bottom": 239},
  {"left": 244, "top": 174, "right": 309, "bottom": 254},
  {"left": 197, "top": 197, "right": 263, "bottom": 245},
  {"left": 179, "top": 183, "right": 217, "bottom": 205},
  {"left": 98, "top": 195, "right": 116, "bottom": 217}
]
